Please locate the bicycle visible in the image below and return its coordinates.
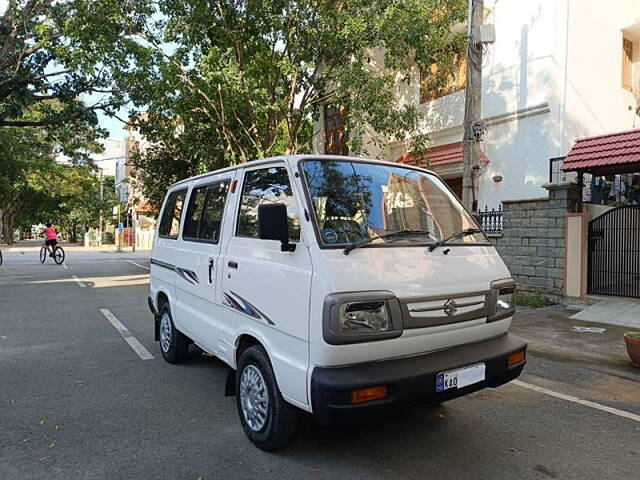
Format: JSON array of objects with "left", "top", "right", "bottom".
[
  {"left": 40, "top": 240, "right": 65, "bottom": 265},
  {"left": 0, "top": 248, "right": 3, "bottom": 266}
]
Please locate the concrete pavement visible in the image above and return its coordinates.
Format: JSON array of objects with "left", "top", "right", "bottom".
[{"left": 1, "top": 245, "right": 639, "bottom": 479}]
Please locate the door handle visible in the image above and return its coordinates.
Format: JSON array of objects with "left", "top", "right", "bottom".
[
  {"left": 228, "top": 260, "right": 238, "bottom": 269},
  {"left": 208, "top": 257, "right": 214, "bottom": 283}
]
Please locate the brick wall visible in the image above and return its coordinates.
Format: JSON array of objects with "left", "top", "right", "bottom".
[{"left": 490, "top": 182, "right": 576, "bottom": 297}]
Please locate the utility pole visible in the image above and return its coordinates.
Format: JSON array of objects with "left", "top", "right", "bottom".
[
  {"left": 462, "top": 0, "right": 485, "bottom": 213},
  {"left": 98, "top": 169, "right": 103, "bottom": 247}
]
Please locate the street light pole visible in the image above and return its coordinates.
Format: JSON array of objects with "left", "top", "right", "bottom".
[{"left": 462, "top": 0, "right": 484, "bottom": 213}]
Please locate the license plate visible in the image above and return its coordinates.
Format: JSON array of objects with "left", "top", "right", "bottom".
[{"left": 436, "top": 363, "right": 486, "bottom": 392}]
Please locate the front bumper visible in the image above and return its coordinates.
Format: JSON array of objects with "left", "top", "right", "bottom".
[{"left": 310, "top": 333, "right": 526, "bottom": 425}]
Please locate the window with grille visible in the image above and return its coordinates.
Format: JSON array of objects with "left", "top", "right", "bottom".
[
  {"left": 419, "top": 53, "right": 467, "bottom": 103},
  {"left": 622, "top": 38, "right": 634, "bottom": 91},
  {"left": 324, "top": 105, "right": 349, "bottom": 156}
]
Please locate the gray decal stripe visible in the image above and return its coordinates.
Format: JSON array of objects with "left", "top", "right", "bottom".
[
  {"left": 229, "top": 291, "right": 276, "bottom": 326},
  {"left": 175, "top": 267, "right": 200, "bottom": 285},
  {"left": 224, "top": 291, "right": 275, "bottom": 326},
  {"left": 151, "top": 259, "right": 199, "bottom": 284},
  {"left": 150, "top": 259, "right": 175, "bottom": 271}
]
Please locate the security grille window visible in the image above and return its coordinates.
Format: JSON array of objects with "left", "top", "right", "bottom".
[
  {"left": 324, "top": 105, "right": 349, "bottom": 156},
  {"left": 182, "top": 181, "right": 230, "bottom": 243},
  {"left": 158, "top": 189, "right": 187, "bottom": 239},
  {"left": 419, "top": 53, "right": 467, "bottom": 103},
  {"left": 237, "top": 166, "right": 300, "bottom": 241},
  {"left": 622, "top": 38, "right": 634, "bottom": 91}
]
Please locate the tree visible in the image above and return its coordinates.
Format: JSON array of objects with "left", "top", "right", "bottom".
[
  {"left": 0, "top": 0, "right": 147, "bottom": 131},
  {"left": 111, "top": 0, "right": 466, "bottom": 211},
  {"left": 0, "top": 125, "right": 51, "bottom": 243},
  {"left": 14, "top": 163, "right": 118, "bottom": 243},
  {"left": 0, "top": 0, "right": 137, "bottom": 243},
  {"left": 0, "top": 102, "right": 103, "bottom": 244}
]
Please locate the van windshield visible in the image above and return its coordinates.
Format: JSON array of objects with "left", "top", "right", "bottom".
[{"left": 300, "top": 159, "right": 488, "bottom": 247}]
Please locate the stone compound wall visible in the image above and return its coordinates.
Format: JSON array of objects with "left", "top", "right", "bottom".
[{"left": 490, "top": 182, "right": 576, "bottom": 298}]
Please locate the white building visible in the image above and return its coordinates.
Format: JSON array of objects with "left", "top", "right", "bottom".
[
  {"left": 93, "top": 138, "right": 125, "bottom": 177},
  {"left": 116, "top": 114, "right": 150, "bottom": 206},
  {"left": 312, "top": 0, "right": 640, "bottom": 209}
]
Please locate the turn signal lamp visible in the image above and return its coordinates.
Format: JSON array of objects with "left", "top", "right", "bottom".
[
  {"left": 350, "top": 385, "right": 388, "bottom": 404},
  {"left": 508, "top": 350, "right": 526, "bottom": 367}
]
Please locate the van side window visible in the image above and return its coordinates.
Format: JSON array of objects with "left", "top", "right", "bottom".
[
  {"left": 183, "top": 186, "right": 207, "bottom": 239},
  {"left": 159, "top": 189, "right": 187, "bottom": 239},
  {"left": 237, "top": 166, "right": 300, "bottom": 241},
  {"left": 183, "top": 181, "right": 230, "bottom": 244}
]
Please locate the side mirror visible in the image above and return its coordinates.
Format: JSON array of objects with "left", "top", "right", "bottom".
[{"left": 258, "top": 203, "right": 296, "bottom": 252}]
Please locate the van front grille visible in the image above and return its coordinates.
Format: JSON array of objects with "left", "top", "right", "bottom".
[{"left": 400, "top": 292, "right": 489, "bottom": 329}]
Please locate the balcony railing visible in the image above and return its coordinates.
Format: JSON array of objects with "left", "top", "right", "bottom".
[{"left": 478, "top": 204, "right": 503, "bottom": 235}]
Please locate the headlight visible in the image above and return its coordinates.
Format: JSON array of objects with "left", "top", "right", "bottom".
[
  {"left": 489, "top": 280, "right": 516, "bottom": 321},
  {"left": 338, "top": 301, "right": 392, "bottom": 334},
  {"left": 323, "top": 292, "right": 403, "bottom": 344},
  {"left": 496, "top": 287, "right": 515, "bottom": 314}
]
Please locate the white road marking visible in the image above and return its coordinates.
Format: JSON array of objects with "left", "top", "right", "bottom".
[
  {"left": 100, "top": 308, "right": 154, "bottom": 360},
  {"left": 62, "top": 263, "right": 69, "bottom": 270},
  {"left": 513, "top": 379, "right": 640, "bottom": 423},
  {"left": 126, "top": 259, "right": 150, "bottom": 271},
  {"left": 71, "top": 275, "right": 86, "bottom": 288}
]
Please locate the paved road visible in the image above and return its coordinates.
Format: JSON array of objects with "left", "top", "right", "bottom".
[{"left": 1, "top": 245, "right": 639, "bottom": 480}]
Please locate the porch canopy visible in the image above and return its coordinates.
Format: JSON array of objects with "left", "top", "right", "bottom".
[
  {"left": 396, "top": 141, "right": 464, "bottom": 167},
  {"left": 396, "top": 141, "right": 489, "bottom": 168},
  {"left": 562, "top": 128, "right": 640, "bottom": 175}
]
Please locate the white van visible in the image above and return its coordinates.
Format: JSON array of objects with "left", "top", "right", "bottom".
[{"left": 148, "top": 155, "right": 526, "bottom": 450}]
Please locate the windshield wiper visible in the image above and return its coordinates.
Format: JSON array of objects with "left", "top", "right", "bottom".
[
  {"left": 428, "top": 228, "right": 484, "bottom": 252},
  {"left": 343, "top": 229, "right": 434, "bottom": 255}
]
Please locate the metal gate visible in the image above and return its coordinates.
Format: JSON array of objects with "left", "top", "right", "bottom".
[{"left": 587, "top": 205, "right": 640, "bottom": 298}]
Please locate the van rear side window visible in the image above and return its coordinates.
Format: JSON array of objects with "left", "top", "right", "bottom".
[
  {"left": 183, "top": 181, "right": 230, "bottom": 243},
  {"left": 158, "top": 189, "right": 187, "bottom": 239}
]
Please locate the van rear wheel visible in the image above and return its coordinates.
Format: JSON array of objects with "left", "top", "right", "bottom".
[
  {"left": 158, "top": 306, "right": 189, "bottom": 364},
  {"left": 235, "top": 345, "right": 298, "bottom": 450}
]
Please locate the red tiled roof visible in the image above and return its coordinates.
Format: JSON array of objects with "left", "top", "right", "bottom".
[
  {"left": 562, "top": 128, "right": 640, "bottom": 171},
  {"left": 396, "top": 141, "right": 488, "bottom": 167}
]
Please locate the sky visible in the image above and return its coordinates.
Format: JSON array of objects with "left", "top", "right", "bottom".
[{"left": 96, "top": 107, "right": 128, "bottom": 140}]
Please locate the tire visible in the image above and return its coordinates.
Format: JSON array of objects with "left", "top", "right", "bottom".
[
  {"left": 39, "top": 246, "right": 47, "bottom": 263},
  {"left": 53, "top": 246, "right": 65, "bottom": 265},
  {"left": 158, "top": 306, "right": 189, "bottom": 364},
  {"left": 0, "top": 249, "right": 3, "bottom": 266},
  {"left": 235, "top": 345, "right": 298, "bottom": 451}
]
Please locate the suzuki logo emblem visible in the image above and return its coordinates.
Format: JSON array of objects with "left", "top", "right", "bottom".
[{"left": 443, "top": 299, "right": 458, "bottom": 317}]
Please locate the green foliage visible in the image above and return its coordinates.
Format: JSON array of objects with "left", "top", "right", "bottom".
[
  {"left": 0, "top": 1, "right": 127, "bottom": 242},
  {"left": 15, "top": 163, "right": 118, "bottom": 242},
  {"left": 110, "top": 0, "right": 466, "bottom": 211},
  {"left": 516, "top": 292, "right": 555, "bottom": 308},
  {"left": 2, "top": 0, "right": 468, "bottom": 226},
  {"left": 0, "top": 0, "right": 131, "bottom": 137}
]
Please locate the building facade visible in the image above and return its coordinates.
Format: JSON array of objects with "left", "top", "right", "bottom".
[
  {"left": 93, "top": 138, "right": 125, "bottom": 178},
  {"left": 312, "top": 0, "right": 640, "bottom": 209}
]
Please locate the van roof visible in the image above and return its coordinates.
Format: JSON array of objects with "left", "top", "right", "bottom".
[{"left": 169, "top": 154, "right": 435, "bottom": 189}]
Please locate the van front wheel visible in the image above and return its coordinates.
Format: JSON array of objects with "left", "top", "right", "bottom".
[
  {"left": 158, "top": 306, "right": 189, "bottom": 364},
  {"left": 236, "top": 345, "right": 298, "bottom": 450}
]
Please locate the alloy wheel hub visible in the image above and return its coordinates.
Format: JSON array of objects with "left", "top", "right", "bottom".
[
  {"left": 159, "top": 313, "right": 172, "bottom": 353},
  {"left": 239, "top": 364, "right": 269, "bottom": 431}
]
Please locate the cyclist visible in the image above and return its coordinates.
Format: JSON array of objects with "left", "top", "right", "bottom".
[{"left": 41, "top": 223, "right": 59, "bottom": 257}]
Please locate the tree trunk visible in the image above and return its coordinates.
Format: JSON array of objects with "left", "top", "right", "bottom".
[{"left": 1, "top": 205, "right": 17, "bottom": 245}]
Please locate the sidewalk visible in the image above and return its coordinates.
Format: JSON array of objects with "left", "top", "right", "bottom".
[{"left": 511, "top": 305, "right": 640, "bottom": 381}]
